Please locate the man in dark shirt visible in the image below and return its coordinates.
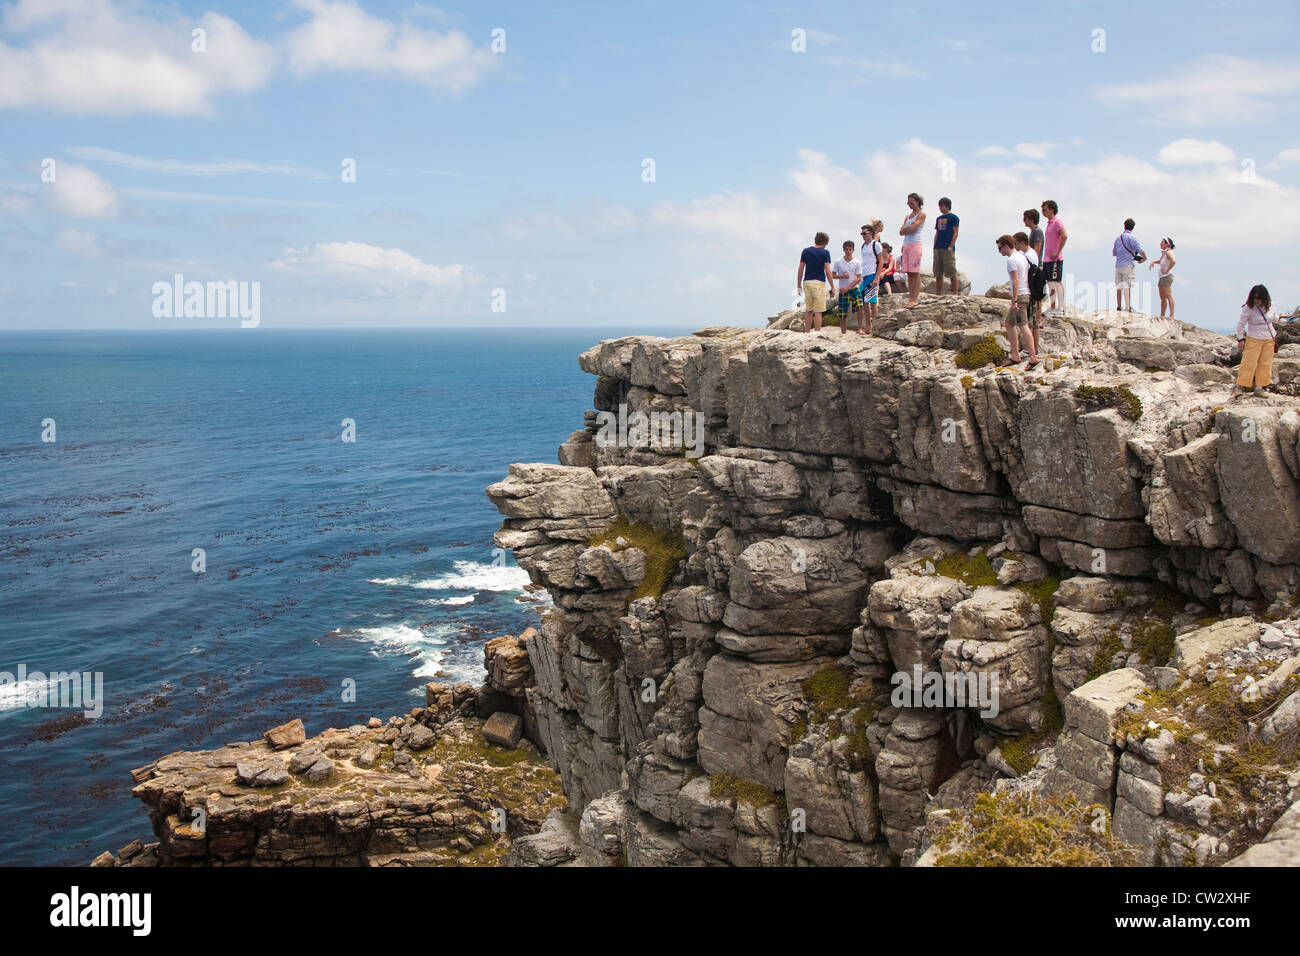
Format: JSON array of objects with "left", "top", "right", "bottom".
[
  {"left": 932, "top": 198, "right": 960, "bottom": 296},
  {"left": 796, "top": 232, "right": 833, "bottom": 332}
]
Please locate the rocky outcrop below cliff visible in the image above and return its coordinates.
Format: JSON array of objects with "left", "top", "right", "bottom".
[
  {"left": 486, "top": 291, "right": 1300, "bottom": 866},
  {"left": 109, "top": 632, "right": 565, "bottom": 866}
]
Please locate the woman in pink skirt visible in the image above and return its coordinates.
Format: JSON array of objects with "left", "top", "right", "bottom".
[{"left": 899, "top": 193, "right": 927, "bottom": 307}]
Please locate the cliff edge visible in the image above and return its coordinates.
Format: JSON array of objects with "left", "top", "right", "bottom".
[{"left": 487, "top": 292, "right": 1300, "bottom": 867}]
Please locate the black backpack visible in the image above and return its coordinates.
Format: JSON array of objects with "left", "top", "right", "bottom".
[{"left": 1025, "top": 252, "right": 1045, "bottom": 300}]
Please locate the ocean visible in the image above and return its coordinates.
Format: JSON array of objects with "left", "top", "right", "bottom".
[{"left": 0, "top": 327, "right": 684, "bottom": 866}]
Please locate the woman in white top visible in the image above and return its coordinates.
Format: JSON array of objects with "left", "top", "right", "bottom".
[
  {"left": 898, "top": 193, "right": 926, "bottom": 307},
  {"left": 1148, "top": 237, "right": 1176, "bottom": 319},
  {"left": 1235, "top": 284, "right": 1278, "bottom": 392}
]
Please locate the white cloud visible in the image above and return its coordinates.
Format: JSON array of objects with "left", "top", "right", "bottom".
[
  {"left": 821, "top": 54, "right": 925, "bottom": 79},
  {"left": 269, "top": 241, "right": 469, "bottom": 288},
  {"left": 64, "top": 146, "right": 312, "bottom": 177},
  {"left": 975, "top": 145, "right": 1011, "bottom": 157},
  {"left": 0, "top": 187, "right": 32, "bottom": 213},
  {"left": 1015, "top": 142, "right": 1057, "bottom": 160},
  {"left": 646, "top": 140, "right": 1297, "bottom": 301},
  {"left": 1157, "top": 138, "right": 1237, "bottom": 165},
  {"left": 1094, "top": 54, "right": 1300, "bottom": 125},
  {"left": 55, "top": 227, "right": 104, "bottom": 256},
  {"left": 1276, "top": 148, "right": 1300, "bottom": 164},
  {"left": 122, "top": 187, "right": 333, "bottom": 208},
  {"left": 0, "top": 1, "right": 274, "bottom": 116},
  {"left": 284, "top": 0, "right": 498, "bottom": 93},
  {"left": 46, "top": 162, "right": 118, "bottom": 218}
]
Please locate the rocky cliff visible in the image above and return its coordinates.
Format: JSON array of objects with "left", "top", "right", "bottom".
[{"left": 487, "top": 292, "right": 1300, "bottom": 867}]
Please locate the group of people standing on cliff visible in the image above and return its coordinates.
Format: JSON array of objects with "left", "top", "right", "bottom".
[{"left": 795, "top": 194, "right": 1288, "bottom": 389}]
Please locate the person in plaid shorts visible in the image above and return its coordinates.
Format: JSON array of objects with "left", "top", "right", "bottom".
[{"left": 832, "top": 240, "right": 865, "bottom": 335}]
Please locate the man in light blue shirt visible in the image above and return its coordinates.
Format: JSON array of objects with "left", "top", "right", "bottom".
[{"left": 1112, "top": 218, "right": 1145, "bottom": 312}]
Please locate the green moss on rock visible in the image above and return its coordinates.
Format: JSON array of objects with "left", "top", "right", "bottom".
[
  {"left": 589, "top": 515, "right": 687, "bottom": 601},
  {"left": 955, "top": 335, "right": 1006, "bottom": 370},
  {"left": 1074, "top": 383, "right": 1144, "bottom": 421},
  {"left": 934, "top": 791, "right": 1140, "bottom": 866},
  {"left": 934, "top": 548, "right": 999, "bottom": 587},
  {"left": 709, "top": 773, "right": 780, "bottom": 809}
]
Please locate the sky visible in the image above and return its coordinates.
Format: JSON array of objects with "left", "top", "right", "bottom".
[{"left": 1, "top": 0, "right": 1298, "bottom": 333}]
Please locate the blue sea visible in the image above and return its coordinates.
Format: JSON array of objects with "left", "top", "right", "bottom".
[{"left": 0, "top": 328, "right": 685, "bottom": 866}]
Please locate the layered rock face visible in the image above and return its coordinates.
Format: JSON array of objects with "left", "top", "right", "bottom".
[{"left": 488, "top": 293, "right": 1300, "bottom": 866}]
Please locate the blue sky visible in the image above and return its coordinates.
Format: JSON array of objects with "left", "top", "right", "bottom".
[{"left": 1, "top": 0, "right": 1298, "bottom": 332}]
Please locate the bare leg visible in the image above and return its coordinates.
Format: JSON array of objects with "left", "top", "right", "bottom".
[
  {"left": 1020, "top": 323, "right": 1038, "bottom": 363},
  {"left": 950, "top": 275, "right": 959, "bottom": 295},
  {"left": 907, "top": 272, "right": 920, "bottom": 306}
]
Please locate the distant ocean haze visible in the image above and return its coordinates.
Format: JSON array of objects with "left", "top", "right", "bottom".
[{"left": 0, "top": 326, "right": 684, "bottom": 865}]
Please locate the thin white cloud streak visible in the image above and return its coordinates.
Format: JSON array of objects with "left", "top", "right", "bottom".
[
  {"left": 1094, "top": 54, "right": 1300, "bottom": 125},
  {"left": 65, "top": 146, "right": 321, "bottom": 178},
  {"left": 121, "top": 188, "right": 336, "bottom": 208},
  {"left": 269, "top": 241, "right": 470, "bottom": 289}
]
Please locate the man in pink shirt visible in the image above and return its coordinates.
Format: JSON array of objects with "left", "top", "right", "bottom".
[{"left": 1041, "top": 199, "right": 1068, "bottom": 317}]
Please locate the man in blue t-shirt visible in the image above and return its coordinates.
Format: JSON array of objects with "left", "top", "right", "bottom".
[
  {"left": 932, "top": 197, "right": 960, "bottom": 296},
  {"left": 796, "top": 232, "right": 833, "bottom": 332}
]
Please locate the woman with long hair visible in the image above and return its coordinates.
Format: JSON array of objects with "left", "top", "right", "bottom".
[
  {"left": 898, "top": 194, "right": 926, "bottom": 307},
  {"left": 1235, "top": 284, "right": 1279, "bottom": 393},
  {"left": 1149, "top": 237, "right": 1176, "bottom": 318}
]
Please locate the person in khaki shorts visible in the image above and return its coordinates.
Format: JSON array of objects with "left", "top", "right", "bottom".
[
  {"left": 796, "top": 232, "right": 834, "bottom": 332},
  {"left": 997, "top": 234, "right": 1038, "bottom": 369},
  {"left": 932, "top": 197, "right": 960, "bottom": 295}
]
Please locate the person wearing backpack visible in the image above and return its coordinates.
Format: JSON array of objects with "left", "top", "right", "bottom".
[
  {"left": 1112, "top": 218, "right": 1146, "bottom": 312},
  {"left": 1235, "top": 284, "right": 1280, "bottom": 393},
  {"left": 997, "top": 234, "right": 1039, "bottom": 369},
  {"left": 1015, "top": 232, "right": 1046, "bottom": 357},
  {"left": 858, "top": 222, "right": 886, "bottom": 334}
]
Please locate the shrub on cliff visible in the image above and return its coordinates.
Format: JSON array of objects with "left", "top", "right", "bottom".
[
  {"left": 933, "top": 792, "right": 1140, "bottom": 866},
  {"left": 954, "top": 335, "right": 1006, "bottom": 370},
  {"left": 1074, "top": 383, "right": 1144, "bottom": 421}
]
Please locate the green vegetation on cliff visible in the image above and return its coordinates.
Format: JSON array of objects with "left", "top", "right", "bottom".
[
  {"left": 934, "top": 792, "right": 1140, "bottom": 866},
  {"left": 954, "top": 335, "right": 1006, "bottom": 370},
  {"left": 589, "top": 515, "right": 687, "bottom": 601},
  {"left": 1074, "top": 382, "right": 1144, "bottom": 421}
]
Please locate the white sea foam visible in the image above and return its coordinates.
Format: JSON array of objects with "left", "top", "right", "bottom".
[
  {"left": 428, "top": 594, "right": 476, "bottom": 606},
  {"left": 351, "top": 623, "right": 455, "bottom": 677},
  {"left": 407, "top": 560, "right": 530, "bottom": 592},
  {"left": 369, "top": 561, "right": 531, "bottom": 593},
  {"left": 0, "top": 678, "right": 46, "bottom": 711}
]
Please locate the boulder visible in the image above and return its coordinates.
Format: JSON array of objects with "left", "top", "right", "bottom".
[
  {"left": 483, "top": 711, "right": 524, "bottom": 748},
  {"left": 263, "top": 719, "right": 306, "bottom": 751}
]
